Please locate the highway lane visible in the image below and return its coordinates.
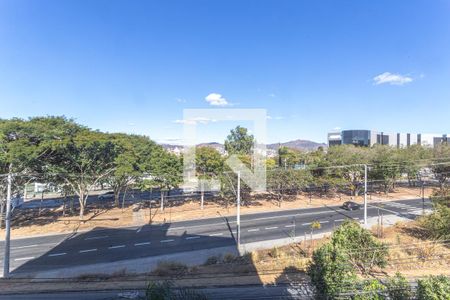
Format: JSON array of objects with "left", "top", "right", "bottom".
[{"left": 0, "top": 198, "right": 432, "bottom": 274}]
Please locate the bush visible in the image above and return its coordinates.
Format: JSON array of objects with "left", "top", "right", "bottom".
[
  {"left": 417, "top": 275, "right": 450, "bottom": 300},
  {"left": 385, "top": 273, "right": 413, "bottom": 300},
  {"left": 331, "top": 220, "right": 388, "bottom": 274},
  {"left": 203, "top": 256, "right": 220, "bottom": 265},
  {"left": 153, "top": 261, "right": 188, "bottom": 277},
  {"left": 352, "top": 279, "right": 386, "bottom": 300},
  {"left": 145, "top": 281, "right": 208, "bottom": 300},
  {"left": 223, "top": 253, "right": 236, "bottom": 264},
  {"left": 307, "top": 243, "right": 357, "bottom": 299},
  {"left": 269, "top": 247, "right": 280, "bottom": 258},
  {"left": 419, "top": 204, "right": 450, "bottom": 240}
]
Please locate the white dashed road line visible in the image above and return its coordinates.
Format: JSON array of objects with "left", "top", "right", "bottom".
[
  {"left": 285, "top": 224, "right": 295, "bottom": 228},
  {"left": 134, "top": 242, "right": 151, "bottom": 246},
  {"left": 209, "top": 233, "right": 224, "bottom": 236},
  {"left": 160, "top": 239, "right": 175, "bottom": 243},
  {"left": 320, "top": 221, "right": 329, "bottom": 224},
  {"left": 108, "top": 245, "right": 125, "bottom": 249},
  {"left": 84, "top": 235, "right": 108, "bottom": 240},
  {"left": 12, "top": 244, "right": 38, "bottom": 250},
  {"left": 301, "top": 223, "right": 312, "bottom": 226},
  {"left": 335, "top": 219, "right": 345, "bottom": 222},
  {"left": 265, "top": 227, "right": 278, "bottom": 230},
  {"left": 14, "top": 256, "right": 35, "bottom": 261},
  {"left": 185, "top": 236, "right": 200, "bottom": 240},
  {"left": 79, "top": 248, "right": 97, "bottom": 253},
  {"left": 248, "top": 228, "right": 260, "bottom": 232},
  {"left": 48, "top": 252, "right": 66, "bottom": 257}
]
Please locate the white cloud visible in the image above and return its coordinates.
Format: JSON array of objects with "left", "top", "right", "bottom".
[
  {"left": 205, "top": 93, "right": 229, "bottom": 106},
  {"left": 176, "top": 98, "right": 187, "bottom": 103},
  {"left": 173, "top": 117, "right": 216, "bottom": 125},
  {"left": 267, "top": 115, "right": 283, "bottom": 120},
  {"left": 373, "top": 72, "right": 413, "bottom": 86}
]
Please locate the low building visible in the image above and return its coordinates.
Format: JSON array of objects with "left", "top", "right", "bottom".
[{"left": 328, "top": 130, "right": 449, "bottom": 148}]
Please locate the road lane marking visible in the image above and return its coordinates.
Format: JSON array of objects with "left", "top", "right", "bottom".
[
  {"left": 209, "top": 233, "right": 224, "bottom": 236},
  {"left": 248, "top": 228, "right": 260, "bottom": 232},
  {"left": 301, "top": 223, "right": 312, "bottom": 226},
  {"left": 84, "top": 235, "right": 108, "bottom": 240},
  {"left": 14, "top": 256, "right": 35, "bottom": 261},
  {"left": 285, "top": 224, "right": 295, "bottom": 228},
  {"left": 12, "top": 244, "right": 38, "bottom": 249},
  {"left": 335, "top": 219, "right": 345, "bottom": 222},
  {"left": 48, "top": 252, "right": 66, "bottom": 257},
  {"left": 134, "top": 242, "right": 151, "bottom": 246},
  {"left": 265, "top": 227, "right": 278, "bottom": 230},
  {"left": 320, "top": 221, "right": 329, "bottom": 224},
  {"left": 185, "top": 236, "right": 200, "bottom": 240},
  {"left": 136, "top": 226, "right": 143, "bottom": 233},
  {"left": 79, "top": 248, "right": 97, "bottom": 253},
  {"left": 108, "top": 245, "right": 125, "bottom": 249},
  {"left": 160, "top": 239, "right": 174, "bottom": 243}
]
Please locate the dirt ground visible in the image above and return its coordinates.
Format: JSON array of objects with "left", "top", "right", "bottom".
[{"left": 1, "top": 186, "right": 433, "bottom": 239}]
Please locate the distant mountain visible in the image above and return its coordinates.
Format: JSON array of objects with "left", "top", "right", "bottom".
[
  {"left": 160, "top": 139, "right": 326, "bottom": 153},
  {"left": 267, "top": 139, "right": 327, "bottom": 151}
]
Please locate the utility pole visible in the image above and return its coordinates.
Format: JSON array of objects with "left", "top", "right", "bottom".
[
  {"left": 3, "top": 172, "right": 12, "bottom": 278},
  {"left": 236, "top": 171, "right": 241, "bottom": 246},
  {"left": 364, "top": 164, "right": 368, "bottom": 226}
]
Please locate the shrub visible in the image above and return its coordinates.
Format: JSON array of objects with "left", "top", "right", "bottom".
[
  {"left": 223, "top": 253, "right": 236, "bottom": 264},
  {"left": 153, "top": 261, "right": 188, "bottom": 277},
  {"left": 352, "top": 279, "right": 386, "bottom": 300},
  {"left": 385, "top": 272, "right": 413, "bottom": 300},
  {"left": 418, "top": 204, "right": 450, "bottom": 240},
  {"left": 307, "top": 242, "right": 357, "bottom": 299},
  {"left": 417, "top": 275, "right": 450, "bottom": 300},
  {"left": 331, "top": 220, "right": 388, "bottom": 274},
  {"left": 203, "top": 255, "right": 220, "bottom": 265},
  {"left": 270, "top": 247, "right": 280, "bottom": 258},
  {"left": 145, "top": 281, "right": 208, "bottom": 300}
]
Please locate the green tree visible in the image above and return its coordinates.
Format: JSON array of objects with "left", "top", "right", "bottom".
[
  {"left": 42, "top": 130, "right": 116, "bottom": 219},
  {"left": 224, "top": 126, "right": 255, "bottom": 155},
  {"left": 431, "top": 144, "right": 450, "bottom": 191},
  {"left": 107, "top": 134, "right": 159, "bottom": 207},
  {"left": 331, "top": 221, "right": 388, "bottom": 274},
  {"left": 195, "top": 146, "right": 224, "bottom": 177},
  {"left": 308, "top": 242, "right": 357, "bottom": 299},
  {"left": 369, "top": 145, "right": 402, "bottom": 194},
  {"left": 353, "top": 279, "right": 386, "bottom": 300}
]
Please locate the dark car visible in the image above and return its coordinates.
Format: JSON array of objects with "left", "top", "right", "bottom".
[
  {"left": 342, "top": 201, "right": 361, "bottom": 211},
  {"left": 98, "top": 191, "right": 115, "bottom": 200}
]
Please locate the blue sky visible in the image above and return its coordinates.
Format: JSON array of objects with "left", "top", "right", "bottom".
[{"left": 0, "top": 0, "right": 449, "bottom": 144}]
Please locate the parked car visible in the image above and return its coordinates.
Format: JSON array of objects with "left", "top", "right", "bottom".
[
  {"left": 342, "top": 201, "right": 361, "bottom": 211},
  {"left": 98, "top": 191, "right": 115, "bottom": 200}
]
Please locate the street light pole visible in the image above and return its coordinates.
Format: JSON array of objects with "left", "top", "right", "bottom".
[
  {"left": 364, "top": 164, "right": 368, "bottom": 226},
  {"left": 236, "top": 171, "right": 241, "bottom": 246},
  {"left": 3, "top": 172, "right": 12, "bottom": 278}
]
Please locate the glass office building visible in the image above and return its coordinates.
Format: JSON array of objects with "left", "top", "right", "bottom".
[{"left": 341, "top": 130, "right": 371, "bottom": 146}]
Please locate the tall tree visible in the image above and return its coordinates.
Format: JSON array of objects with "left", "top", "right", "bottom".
[
  {"left": 42, "top": 130, "right": 116, "bottom": 219},
  {"left": 224, "top": 126, "right": 255, "bottom": 155}
]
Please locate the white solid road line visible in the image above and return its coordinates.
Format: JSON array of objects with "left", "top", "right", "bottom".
[
  {"left": 265, "top": 226, "right": 278, "bottom": 230},
  {"left": 209, "top": 233, "right": 224, "bottom": 236},
  {"left": 160, "top": 239, "right": 175, "bottom": 243},
  {"left": 84, "top": 235, "right": 108, "bottom": 240},
  {"left": 185, "top": 236, "right": 200, "bottom": 240},
  {"left": 14, "top": 256, "right": 35, "bottom": 261},
  {"left": 48, "top": 252, "right": 67, "bottom": 257},
  {"left": 248, "top": 228, "right": 260, "bottom": 232},
  {"left": 134, "top": 242, "right": 151, "bottom": 246},
  {"left": 79, "top": 248, "right": 97, "bottom": 253},
  {"left": 108, "top": 245, "right": 125, "bottom": 249}
]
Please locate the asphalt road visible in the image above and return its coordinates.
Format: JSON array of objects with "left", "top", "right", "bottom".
[
  {"left": 0, "top": 198, "right": 431, "bottom": 275},
  {"left": 0, "top": 284, "right": 313, "bottom": 299}
]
